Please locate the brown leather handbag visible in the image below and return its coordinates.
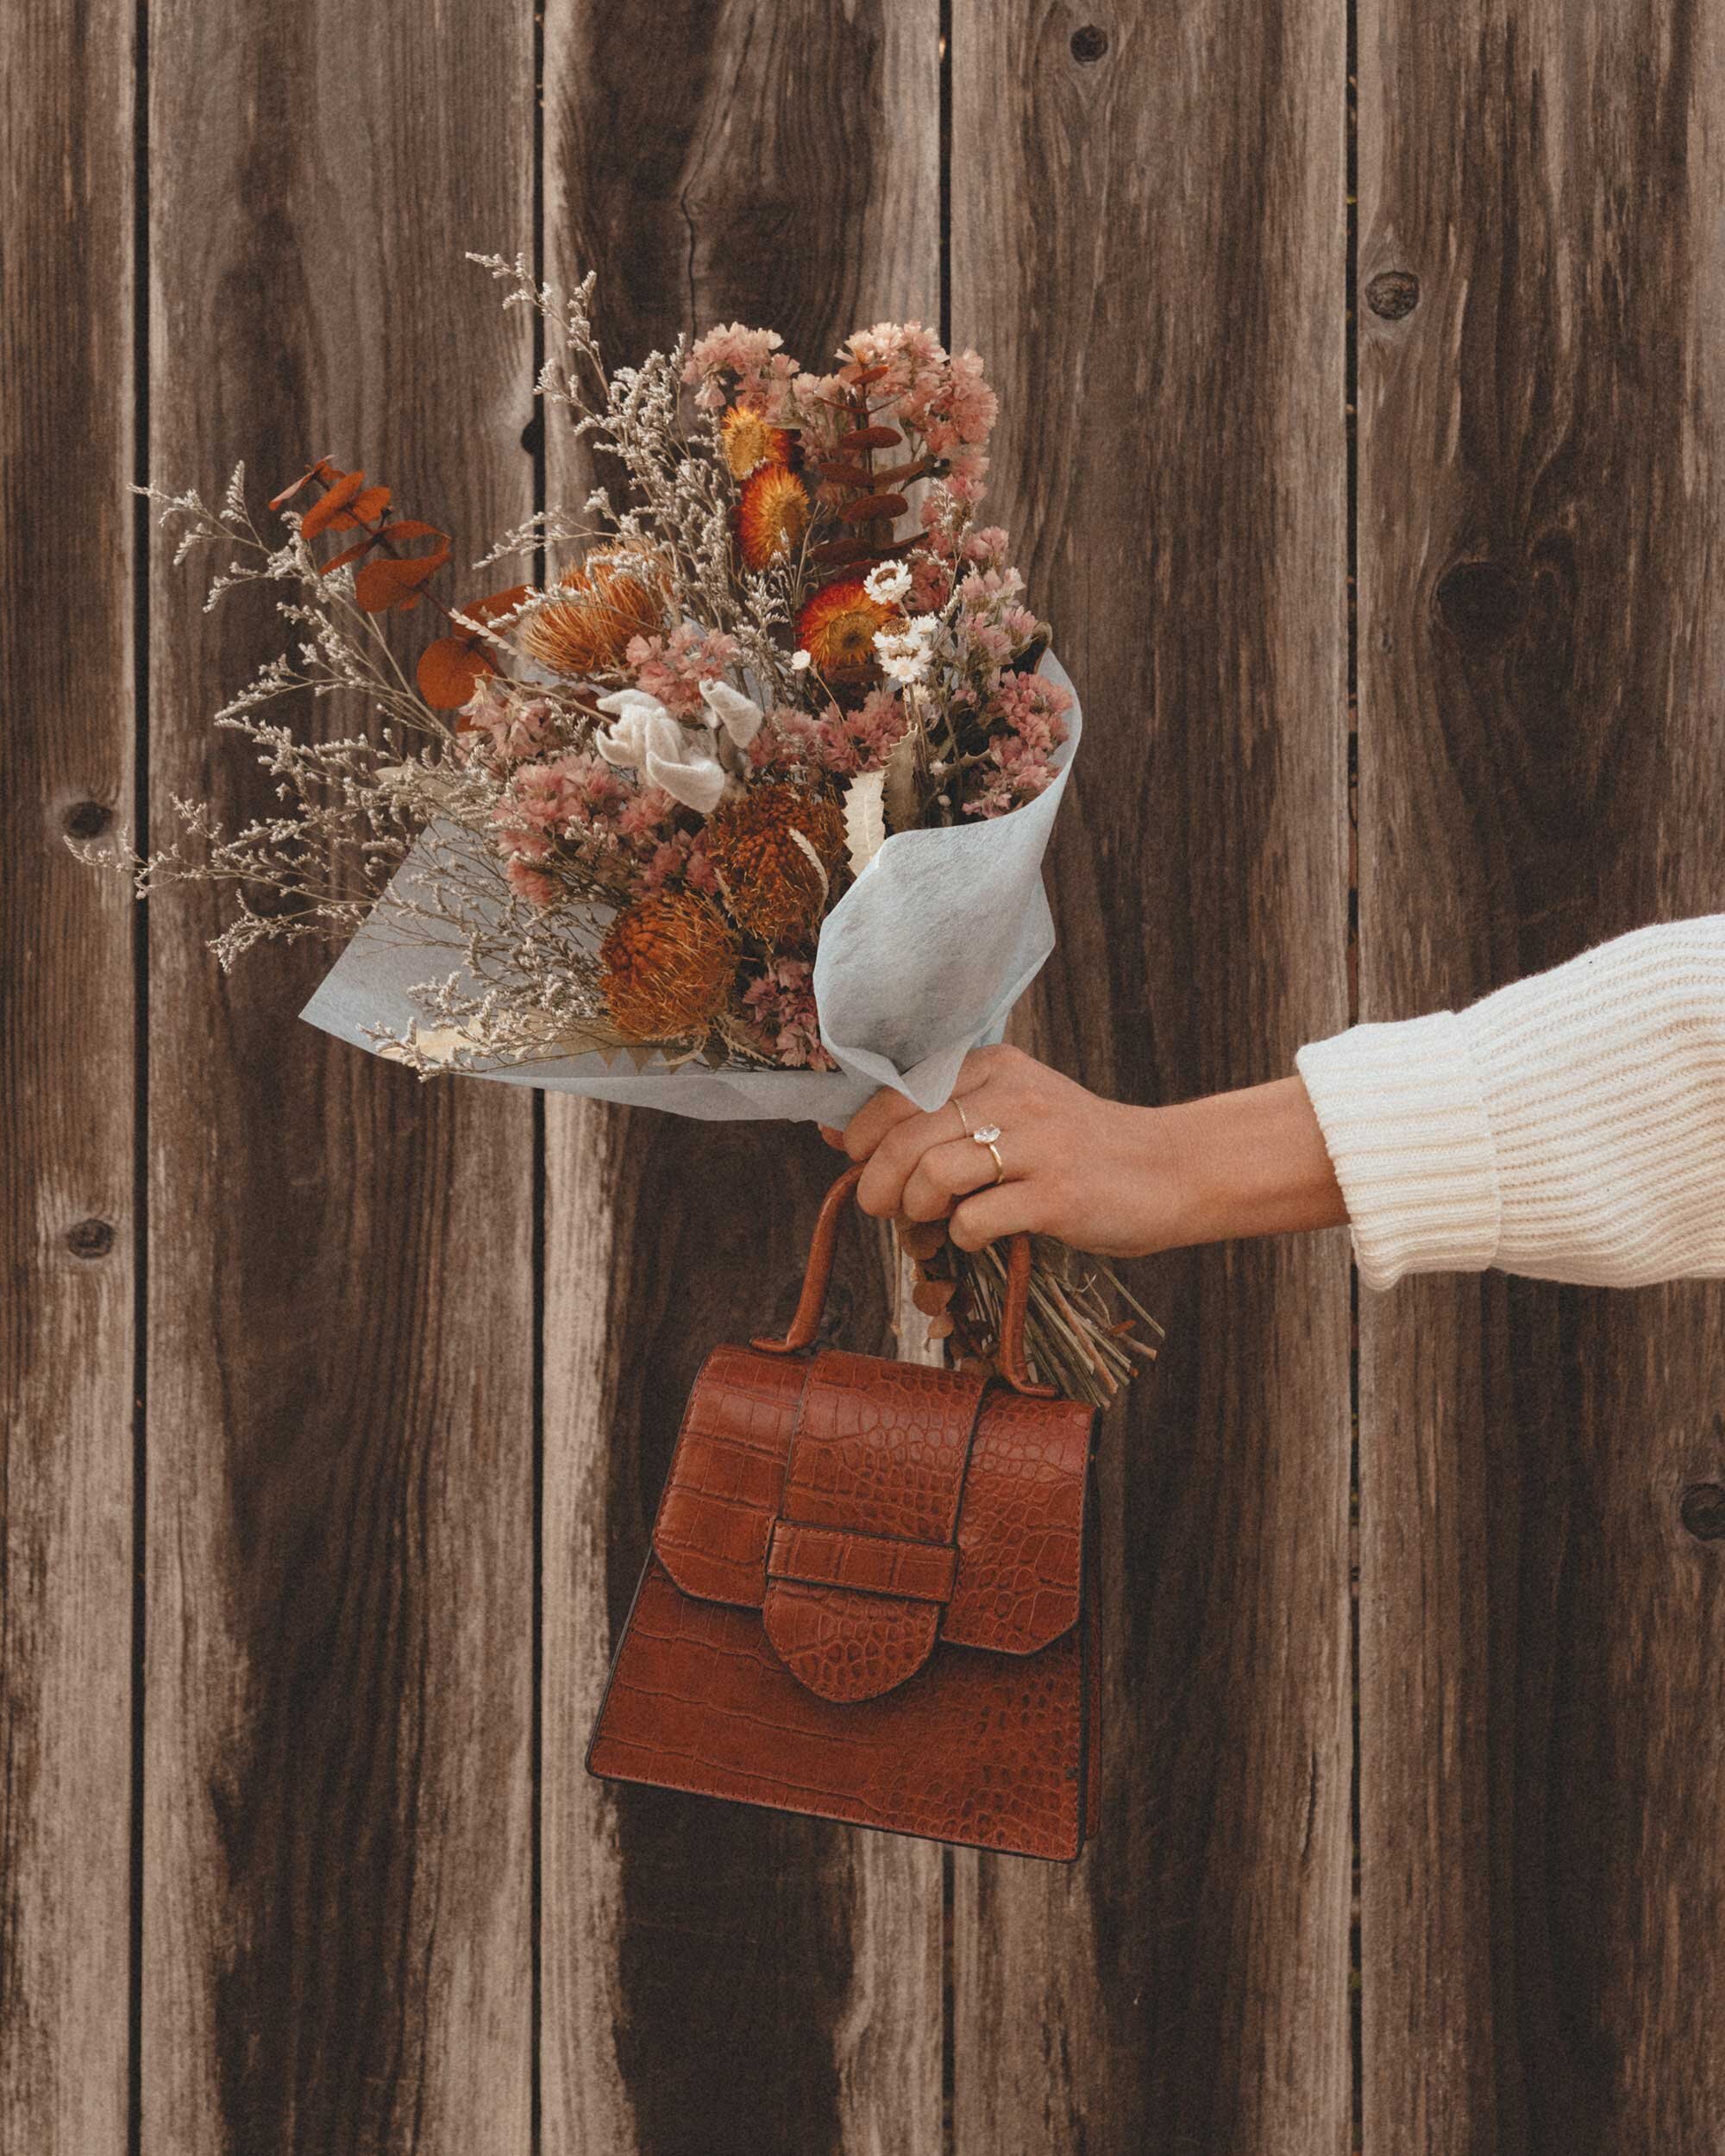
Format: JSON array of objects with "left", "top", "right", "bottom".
[{"left": 586, "top": 1162, "right": 1102, "bottom": 1861}]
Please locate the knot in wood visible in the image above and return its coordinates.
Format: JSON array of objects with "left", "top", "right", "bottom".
[
  {"left": 1679, "top": 1482, "right": 1725, "bottom": 1541},
  {"left": 1364, "top": 270, "right": 1421, "bottom": 320},
  {"left": 1434, "top": 561, "right": 1523, "bottom": 650},
  {"left": 64, "top": 799, "right": 112, "bottom": 839},
  {"left": 1070, "top": 24, "right": 1110, "bottom": 62},
  {"left": 66, "top": 1218, "right": 116, "bottom": 1259}
]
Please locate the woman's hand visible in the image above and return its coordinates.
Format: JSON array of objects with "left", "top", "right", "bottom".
[{"left": 827, "top": 1044, "right": 1349, "bottom": 1258}]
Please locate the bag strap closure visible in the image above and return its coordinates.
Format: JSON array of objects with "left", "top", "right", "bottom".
[
  {"left": 753, "top": 1161, "right": 1057, "bottom": 1398},
  {"left": 762, "top": 1350, "right": 986, "bottom": 1702}
]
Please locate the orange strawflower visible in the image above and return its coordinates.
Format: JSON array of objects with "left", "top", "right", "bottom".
[
  {"left": 794, "top": 578, "right": 895, "bottom": 678},
  {"left": 735, "top": 466, "right": 811, "bottom": 571},
  {"left": 519, "top": 542, "right": 668, "bottom": 679},
  {"left": 721, "top": 406, "right": 794, "bottom": 479},
  {"left": 599, "top": 889, "right": 737, "bottom": 1041}
]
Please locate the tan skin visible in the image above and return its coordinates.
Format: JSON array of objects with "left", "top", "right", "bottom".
[{"left": 823, "top": 1043, "right": 1350, "bottom": 1257}]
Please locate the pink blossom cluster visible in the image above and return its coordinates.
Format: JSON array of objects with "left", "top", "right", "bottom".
[
  {"left": 961, "top": 672, "right": 1074, "bottom": 819},
  {"left": 751, "top": 687, "right": 909, "bottom": 779},
  {"left": 742, "top": 958, "right": 836, "bottom": 1071},
  {"left": 833, "top": 323, "right": 995, "bottom": 498},
  {"left": 623, "top": 623, "right": 742, "bottom": 717},
  {"left": 683, "top": 316, "right": 997, "bottom": 499},
  {"left": 682, "top": 323, "right": 800, "bottom": 417},
  {"left": 953, "top": 564, "right": 1042, "bottom": 672},
  {"left": 491, "top": 749, "right": 717, "bottom": 910},
  {"left": 458, "top": 675, "right": 560, "bottom": 771}
]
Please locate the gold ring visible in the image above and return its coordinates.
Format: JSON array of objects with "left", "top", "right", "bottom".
[
  {"left": 949, "top": 1096, "right": 974, "bottom": 1138},
  {"left": 971, "top": 1122, "right": 1005, "bottom": 1183}
]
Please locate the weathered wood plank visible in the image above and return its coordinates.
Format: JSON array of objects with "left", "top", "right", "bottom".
[
  {"left": 141, "top": 7, "right": 537, "bottom": 2149},
  {"left": 0, "top": 1, "right": 137, "bottom": 2148},
  {"left": 540, "top": 9, "right": 944, "bottom": 2153},
  {"left": 948, "top": 7, "right": 1353, "bottom": 2154},
  {"left": 1357, "top": 3, "right": 1725, "bottom": 2147}
]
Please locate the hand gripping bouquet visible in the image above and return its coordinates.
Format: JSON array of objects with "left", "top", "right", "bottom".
[{"left": 96, "top": 253, "right": 1159, "bottom": 1401}]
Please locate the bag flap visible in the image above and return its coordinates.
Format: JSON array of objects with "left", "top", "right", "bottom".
[{"left": 651, "top": 1344, "right": 1095, "bottom": 1702}]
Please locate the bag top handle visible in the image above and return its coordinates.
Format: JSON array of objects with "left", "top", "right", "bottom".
[{"left": 752, "top": 1161, "right": 1057, "bottom": 1399}]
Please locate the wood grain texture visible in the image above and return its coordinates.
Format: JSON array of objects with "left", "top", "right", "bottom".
[
  {"left": 948, "top": 6, "right": 1352, "bottom": 2153},
  {"left": 141, "top": 6, "right": 537, "bottom": 2149},
  {"left": 0, "top": 2, "right": 137, "bottom": 2149},
  {"left": 1357, "top": 2, "right": 1725, "bottom": 2147},
  {"left": 539, "top": 8, "right": 943, "bottom": 2153}
]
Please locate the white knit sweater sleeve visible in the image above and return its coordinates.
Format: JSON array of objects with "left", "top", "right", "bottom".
[{"left": 1292, "top": 916, "right": 1725, "bottom": 1290}]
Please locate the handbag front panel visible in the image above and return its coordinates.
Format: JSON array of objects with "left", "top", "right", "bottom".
[{"left": 587, "top": 1553, "right": 1092, "bottom": 1860}]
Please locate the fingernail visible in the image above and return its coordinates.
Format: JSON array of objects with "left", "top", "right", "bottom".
[{"left": 819, "top": 1124, "right": 846, "bottom": 1150}]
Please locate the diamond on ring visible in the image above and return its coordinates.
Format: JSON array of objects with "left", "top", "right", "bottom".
[{"left": 972, "top": 1124, "right": 1002, "bottom": 1145}]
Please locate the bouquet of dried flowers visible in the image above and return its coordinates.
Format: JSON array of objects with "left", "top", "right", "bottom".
[{"left": 89, "top": 252, "right": 1157, "bottom": 1402}]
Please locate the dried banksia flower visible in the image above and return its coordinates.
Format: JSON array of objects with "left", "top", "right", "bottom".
[
  {"left": 706, "top": 783, "right": 845, "bottom": 944},
  {"left": 599, "top": 888, "right": 737, "bottom": 1040},
  {"left": 735, "top": 465, "right": 810, "bottom": 569},
  {"left": 721, "top": 406, "right": 794, "bottom": 479},
  {"left": 520, "top": 542, "right": 668, "bottom": 679},
  {"left": 795, "top": 577, "right": 895, "bottom": 679}
]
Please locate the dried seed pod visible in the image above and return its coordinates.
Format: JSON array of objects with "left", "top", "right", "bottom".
[
  {"left": 894, "top": 1217, "right": 948, "bottom": 1262},
  {"left": 598, "top": 889, "right": 736, "bottom": 1041},
  {"left": 705, "top": 784, "right": 846, "bottom": 943}
]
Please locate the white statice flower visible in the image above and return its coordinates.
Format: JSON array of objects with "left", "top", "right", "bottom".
[
  {"left": 863, "top": 559, "right": 913, "bottom": 606},
  {"left": 789, "top": 649, "right": 812, "bottom": 672},
  {"left": 873, "top": 611, "right": 939, "bottom": 686}
]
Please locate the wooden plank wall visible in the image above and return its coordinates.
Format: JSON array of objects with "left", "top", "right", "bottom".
[
  {"left": 141, "top": 2, "right": 538, "bottom": 2147},
  {"left": 1355, "top": 3, "right": 1725, "bottom": 2150},
  {"left": 946, "top": 6, "right": 1353, "bottom": 2155},
  {"left": 5, "top": 1, "right": 1724, "bottom": 2152},
  {"left": 2, "top": 0, "right": 138, "bottom": 2151}
]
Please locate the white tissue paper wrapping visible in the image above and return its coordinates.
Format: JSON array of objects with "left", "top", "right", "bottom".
[{"left": 300, "top": 649, "right": 1080, "bottom": 1123}]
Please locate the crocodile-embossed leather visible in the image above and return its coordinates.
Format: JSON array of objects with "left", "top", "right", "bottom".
[{"left": 588, "top": 1338, "right": 1101, "bottom": 1861}]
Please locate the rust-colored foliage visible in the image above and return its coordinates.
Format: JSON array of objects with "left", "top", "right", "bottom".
[
  {"left": 354, "top": 522, "right": 451, "bottom": 614},
  {"left": 838, "top": 491, "right": 910, "bottom": 524},
  {"left": 272, "top": 460, "right": 450, "bottom": 614},
  {"left": 418, "top": 585, "right": 530, "bottom": 711}
]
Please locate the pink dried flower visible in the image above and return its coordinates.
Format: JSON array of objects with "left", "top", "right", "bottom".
[
  {"left": 460, "top": 677, "right": 558, "bottom": 769},
  {"left": 505, "top": 858, "right": 561, "bottom": 909},
  {"left": 742, "top": 957, "right": 836, "bottom": 1070},
  {"left": 625, "top": 622, "right": 742, "bottom": 717}
]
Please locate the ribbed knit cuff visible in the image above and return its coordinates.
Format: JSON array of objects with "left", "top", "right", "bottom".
[{"left": 1294, "top": 1010, "right": 1501, "bottom": 1290}]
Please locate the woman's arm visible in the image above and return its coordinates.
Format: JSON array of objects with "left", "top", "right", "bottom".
[
  {"left": 836, "top": 914, "right": 1725, "bottom": 1288},
  {"left": 832, "top": 1051, "right": 1347, "bottom": 1260},
  {"left": 1294, "top": 912, "right": 1725, "bottom": 1288}
]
